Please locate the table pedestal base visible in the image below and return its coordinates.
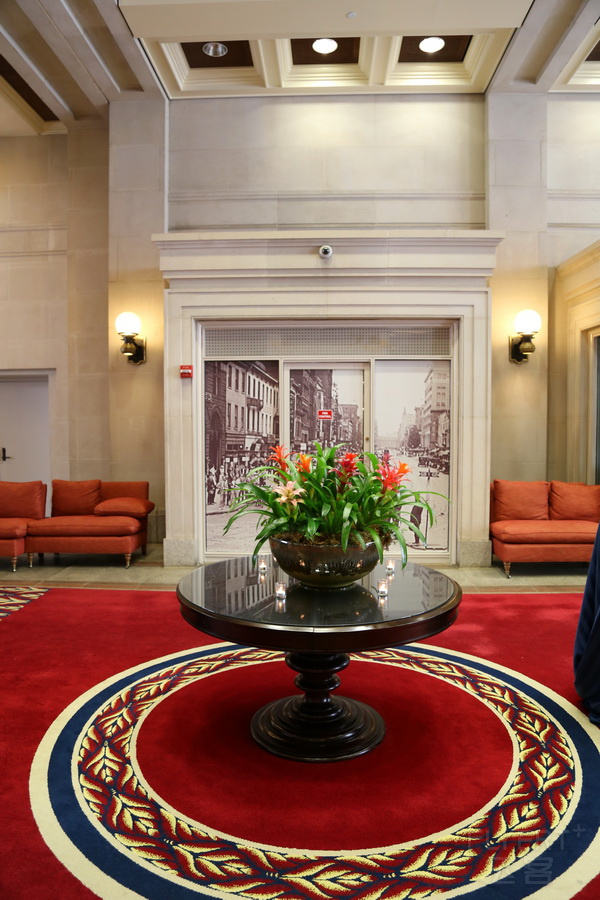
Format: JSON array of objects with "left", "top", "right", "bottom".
[{"left": 250, "top": 650, "right": 385, "bottom": 762}]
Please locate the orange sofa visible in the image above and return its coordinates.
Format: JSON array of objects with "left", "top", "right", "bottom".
[
  {"left": 24, "top": 480, "right": 155, "bottom": 568},
  {"left": 490, "top": 479, "right": 599, "bottom": 577},
  {"left": 0, "top": 481, "right": 47, "bottom": 571}
]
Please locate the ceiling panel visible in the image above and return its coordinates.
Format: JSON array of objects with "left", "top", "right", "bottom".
[
  {"left": 0, "top": 0, "right": 599, "bottom": 137},
  {"left": 117, "top": 0, "right": 534, "bottom": 41}
]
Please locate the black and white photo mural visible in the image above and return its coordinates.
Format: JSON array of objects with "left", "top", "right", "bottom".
[
  {"left": 374, "top": 360, "right": 450, "bottom": 552},
  {"left": 204, "top": 360, "right": 280, "bottom": 553},
  {"left": 203, "top": 357, "right": 450, "bottom": 555}
]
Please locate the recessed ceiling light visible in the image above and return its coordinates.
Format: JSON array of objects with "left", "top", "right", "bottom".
[
  {"left": 312, "top": 38, "right": 338, "bottom": 55},
  {"left": 419, "top": 37, "right": 445, "bottom": 54},
  {"left": 202, "top": 42, "right": 228, "bottom": 58},
  {"left": 346, "top": 11, "right": 357, "bottom": 18}
]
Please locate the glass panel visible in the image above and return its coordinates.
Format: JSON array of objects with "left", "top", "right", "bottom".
[
  {"left": 204, "top": 360, "right": 280, "bottom": 552},
  {"left": 374, "top": 360, "right": 450, "bottom": 552},
  {"left": 289, "top": 367, "right": 364, "bottom": 453}
]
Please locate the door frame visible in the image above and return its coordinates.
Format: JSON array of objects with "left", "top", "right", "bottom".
[
  {"left": 282, "top": 360, "right": 371, "bottom": 453},
  {"left": 0, "top": 369, "right": 57, "bottom": 494},
  {"left": 198, "top": 338, "right": 456, "bottom": 564}
]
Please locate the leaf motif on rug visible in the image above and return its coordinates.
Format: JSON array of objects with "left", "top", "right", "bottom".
[{"left": 0, "top": 585, "right": 48, "bottom": 619}]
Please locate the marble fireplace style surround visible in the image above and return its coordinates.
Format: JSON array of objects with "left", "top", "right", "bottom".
[{"left": 154, "top": 229, "right": 502, "bottom": 568}]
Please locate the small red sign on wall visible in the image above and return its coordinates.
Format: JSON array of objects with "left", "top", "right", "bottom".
[
  {"left": 317, "top": 409, "right": 333, "bottom": 420},
  {"left": 180, "top": 365, "right": 193, "bottom": 378}
]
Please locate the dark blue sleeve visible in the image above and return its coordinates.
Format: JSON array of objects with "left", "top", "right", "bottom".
[{"left": 574, "top": 525, "right": 600, "bottom": 726}]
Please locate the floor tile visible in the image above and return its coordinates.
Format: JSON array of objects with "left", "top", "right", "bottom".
[{"left": 0, "top": 545, "right": 589, "bottom": 594}]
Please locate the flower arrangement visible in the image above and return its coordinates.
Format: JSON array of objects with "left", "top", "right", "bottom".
[{"left": 224, "top": 442, "right": 441, "bottom": 565}]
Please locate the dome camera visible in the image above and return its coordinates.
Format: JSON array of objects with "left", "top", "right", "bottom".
[{"left": 319, "top": 245, "right": 333, "bottom": 259}]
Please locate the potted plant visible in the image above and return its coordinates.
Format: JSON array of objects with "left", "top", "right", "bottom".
[{"left": 224, "top": 443, "right": 442, "bottom": 588}]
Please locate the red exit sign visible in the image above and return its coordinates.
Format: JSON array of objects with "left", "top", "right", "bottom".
[{"left": 317, "top": 409, "right": 333, "bottom": 420}]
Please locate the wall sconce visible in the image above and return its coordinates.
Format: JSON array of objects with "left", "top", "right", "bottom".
[
  {"left": 115, "top": 311, "right": 146, "bottom": 365},
  {"left": 509, "top": 309, "right": 542, "bottom": 364}
]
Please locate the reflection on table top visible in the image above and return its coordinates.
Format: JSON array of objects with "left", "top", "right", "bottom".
[{"left": 177, "top": 556, "right": 460, "bottom": 632}]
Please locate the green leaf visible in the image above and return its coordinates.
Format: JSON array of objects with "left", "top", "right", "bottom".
[
  {"left": 223, "top": 505, "right": 277, "bottom": 534},
  {"left": 340, "top": 519, "right": 351, "bottom": 551},
  {"left": 365, "top": 527, "right": 383, "bottom": 562},
  {"left": 409, "top": 523, "right": 427, "bottom": 544},
  {"left": 364, "top": 451, "right": 380, "bottom": 470},
  {"left": 253, "top": 517, "right": 290, "bottom": 547},
  {"left": 341, "top": 501, "right": 353, "bottom": 523},
  {"left": 305, "top": 518, "right": 319, "bottom": 539},
  {"left": 389, "top": 524, "right": 408, "bottom": 566}
]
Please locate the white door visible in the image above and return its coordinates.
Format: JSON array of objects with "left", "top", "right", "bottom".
[{"left": 0, "top": 379, "right": 51, "bottom": 490}]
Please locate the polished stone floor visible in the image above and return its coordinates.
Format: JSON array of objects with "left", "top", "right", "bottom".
[{"left": 0, "top": 545, "right": 589, "bottom": 593}]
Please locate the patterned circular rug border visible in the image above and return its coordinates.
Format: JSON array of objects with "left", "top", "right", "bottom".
[{"left": 31, "top": 642, "right": 600, "bottom": 900}]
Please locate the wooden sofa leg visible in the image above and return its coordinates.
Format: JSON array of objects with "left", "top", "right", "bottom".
[
  {"left": 503, "top": 562, "right": 511, "bottom": 578},
  {"left": 124, "top": 553, "right": 132, "bottom": 568},
  {"left": 27, "top": 553, "right": 34, "bottom": 568},
  {"left": 11, "top": 556, "right": 17, "bottom": 572}
]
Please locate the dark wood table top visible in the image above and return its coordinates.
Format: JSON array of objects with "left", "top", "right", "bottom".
[{"left": 177, "top": 556, "right": 462, "bottom": 654}]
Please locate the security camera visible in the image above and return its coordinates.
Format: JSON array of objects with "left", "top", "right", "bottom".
[{"left": 319, "top": 245, "right": 333, "bottom": 259}]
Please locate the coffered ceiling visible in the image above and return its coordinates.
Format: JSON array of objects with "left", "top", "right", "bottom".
[{"left": 1, "top": 0, "right": 600, "bottom": 137}]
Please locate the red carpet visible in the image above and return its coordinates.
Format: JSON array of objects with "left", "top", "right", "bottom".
[
  {"left": 136, "top": 656, "right": 513, "bottom": 849},
  {"left": 1, "top": 585, "right": 599, "bottom": 899}
]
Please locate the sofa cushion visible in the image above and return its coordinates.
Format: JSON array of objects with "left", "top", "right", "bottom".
[
  {"left": 0, "top": 481, "right": 46, "bottom": 519},
  {"left": 493, "top": 480, "right": 549, "bottom": 521},
  {"left": 51, "top": 480, "right": 101, "bottom": 516},
  {"left": 27, "top": 515, "right": 142, "bottom": 537},
  {"left": 490, "top": 519, "right": 598, "bottom": 544},
  {"left": 99, "top": 481, "right": 149, "bottom": 502},
  {"left": 94, "top": 497, "right": 154, "bottom": 518},
  {"left": 549, "top": 481, "right": 600, "bottom": 522},
  {"left": 0, "top": 518, "right": 28, "bottom": 539}
]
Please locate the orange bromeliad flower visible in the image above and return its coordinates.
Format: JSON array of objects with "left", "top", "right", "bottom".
[
  {"left": 267, "top": 444, "right": 289, "bottom": 472},
  {"left": 377, "top": 461, "right": 411, "bottom": 492},
  {"left": 296, "top": 454, "right": 313, "bottom": 473}
]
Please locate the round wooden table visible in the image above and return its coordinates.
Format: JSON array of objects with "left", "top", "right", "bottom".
[{"left": 177, "top": 556, "right": 461, "bottom": 762}]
